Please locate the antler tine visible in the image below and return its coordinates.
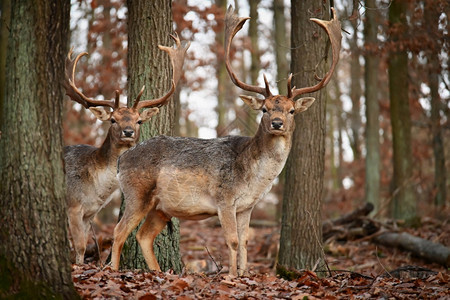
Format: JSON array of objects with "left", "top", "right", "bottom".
[
  {"left": 290, "top": 7, "right": 342, "bottom": 100},
  {"left": 225, "top": 5, "right": 271, "bottom": 97},
  {"left": 134, "top": 33, "right": 190, "bottom": 110},
  {"left": 63, "top": 47, "right": 117, "bottom": 109}
]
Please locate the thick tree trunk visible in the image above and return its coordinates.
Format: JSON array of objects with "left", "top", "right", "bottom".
[
  {"left": 0, "top": 1, "right": 78, "bottom": 298},
  {"left": 364, "top": 0, "right": 381, "bottom": 213},
  {"left": 0, "top": 0, "right": 10, "bottom": 121},
  {"left": 388, "top": 0, "right": 417, "bottom": 221},
  {"left": 278, "top": 0, "right": 330, "bottom": 272},
  {"left": 120, "top": 0, "right": 182, "bottom": 273}
]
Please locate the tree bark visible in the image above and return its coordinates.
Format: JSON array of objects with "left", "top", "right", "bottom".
[
  {"left": 364, "top": 0, "right": 381, "bottom": 213},
  {"left": 278, "top": 0, "right": 330, "bottom": 272},
  {"left": 0, "top": 0, "right": 11, "bottom": 125},
  {"left": 388, "top": 0, "right": 417, "bottom": 221},
  {"left": 120, "top": 0, "right": 182, "bottom": 273},
  {"left": 0, "top": 1, "right": 78, "bottom": 298}
]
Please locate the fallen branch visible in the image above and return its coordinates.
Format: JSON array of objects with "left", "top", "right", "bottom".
[{"left": 374, "top": 231, "right": 450, "bottom": 267}]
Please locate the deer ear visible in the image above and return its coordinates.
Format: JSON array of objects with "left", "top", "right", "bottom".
[
  {"left": 294, "top": 97, "right": 315, "bottom": 114},
  {"left": 89, "top": 107, "right": 112, "bottom": 121},
  {"left": 139, "top": 107, "right": 159, "bottom": 123},
  {"left": 239, "top": 95, "right": 265, "bottom": 110}
]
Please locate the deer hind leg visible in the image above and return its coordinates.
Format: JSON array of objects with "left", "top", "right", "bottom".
[
  {"left": 68, "top": 203, "right": 87, "bottom": 264},
  {"left": 136, "top": 208, "right": 169, "bottom": 271},
  {"left": 236, "top": 208, "right": 253, "bottom": 276},
  {"left": 111, "top": 192, "right": 152, "bottom": 270},
  {"left": 218, "top": 207, "right": 239, "bottom": 277}
]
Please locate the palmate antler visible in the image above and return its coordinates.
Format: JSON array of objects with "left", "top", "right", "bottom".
[
  {"left": 63, "top": 48, "right": 120, "bottom": 109},
  {"left": 132, "top": 33, "right": 190, "bottom": 110},
  {"left": 225, "top": 5, "right": 341, "bottom": 100},
  {"left": 64, "top": 34, "right": 190, "bottom": 111}
]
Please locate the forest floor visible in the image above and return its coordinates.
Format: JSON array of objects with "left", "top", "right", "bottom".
[{"left": 72, "top": 209, "right": 449, "bottom": 299}]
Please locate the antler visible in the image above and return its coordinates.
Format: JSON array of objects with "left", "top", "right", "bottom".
[
  {"left": 224, "top": 5, "right": 272, "bottom": 98},
  {"left": 63, "top": 48, "right": 119, "bottom": 109},
  {"left": 288, "top": 7, "right": 342, "bottom": 99},
  {"left": 133, "top": 33, "right": 190, "bottom": 110}
]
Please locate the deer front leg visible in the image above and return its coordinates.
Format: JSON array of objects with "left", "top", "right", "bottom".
[
  {"left": 218, "top": 207, "right": 238, "bottom": 277},
  {"left": 136, "top": 208, "right": 169, "bottom": 271},
  {"left": 236, "top": 208, "right": 253, "bottom": 276},
  {"left": 68, "top": 204, "right": 87, "bottom": 264}
]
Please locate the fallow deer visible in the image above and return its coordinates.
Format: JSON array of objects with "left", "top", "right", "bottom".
[
  {"left": 63, "top": 35, "right": 189, "bottom": 264},
  {"left": 111, "top": 6, "right": 341, "bottom": 276}
]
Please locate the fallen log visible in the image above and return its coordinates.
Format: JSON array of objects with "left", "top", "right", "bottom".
[{"left": 374, "top": 231, "right": 450, "bottom": 267}]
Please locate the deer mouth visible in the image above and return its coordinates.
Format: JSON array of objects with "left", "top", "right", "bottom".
[{"left": 120, "top": 137, "right": 136, "bottom": 143}]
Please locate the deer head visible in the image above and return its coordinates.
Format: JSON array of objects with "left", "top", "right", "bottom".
[
  {"left": 63, "top": 34, "right": 190, "bottom": 147},
  {"left": 225, "top": 6, "right": 341, "bottom": 136}
]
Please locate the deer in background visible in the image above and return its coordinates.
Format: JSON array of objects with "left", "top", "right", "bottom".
[
  {"left": 63, "top": 35, "right": 189, "bottom": 264},
  {"left": 111, "top": 6, "right": 341, "bottom": 276}
]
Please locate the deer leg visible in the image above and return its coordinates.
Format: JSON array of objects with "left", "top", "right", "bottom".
[
  {"left": 68, "top": 204, "right": 86, "bottom": 264},
  {"left": 236, "top": 208, "right": 253, "bottom": 276},
  {"left": 218, "top": 207, "right": 239, "bottom": 277},
  {"left": 111, "top": 196, "right": 151, "bottom": 270},
  {"left": 136, "top": 208, "right": 169, "bottom": 271}
]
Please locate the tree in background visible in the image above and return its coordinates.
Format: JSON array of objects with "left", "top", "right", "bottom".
[
  {"left": 424, "top": 0, "right": 447, "bottom": 207},
  {"left": 278, "top": 0, "right": 331, "bottom": 271},
  {"left": 0, "top": 1, "right": 78, "bottom": 298},
  {"left": 388, "top": 0, "right": 417, "bottom": 221},
  {"left": 364, "top": 0, "right": 381, "bottom": 213},
  {"left": 118, "top": 0, "right": 182, "bottom": 272}
]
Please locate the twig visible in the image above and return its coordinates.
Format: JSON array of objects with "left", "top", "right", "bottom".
[
  {"left": 90, "top": 220, "right": 103, "bottom": 268},
  {"left": 375, "top": 246, "right": 392, "bottom": 278},
  {"left": 204, "top": 245, "right": 223, "bottom": 274}
]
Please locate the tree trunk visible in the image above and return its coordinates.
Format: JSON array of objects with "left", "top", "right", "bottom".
[
  {"left": 349, "top": 18, "right": 362, "bottom": 161},
  {"left": 364, "top": 0, "right": 381, "bottom": 213},
  {"left": 278, "top": 0, "right": 330, "bottom": 272},
  {"left": 0, "top": 1, "right": 78, "bottom": 298},
  {"left": 120, "top": 0, "right": 182, "bottom": 273},
  {"left": 425, "top": 1, "right": 447, "bottom": 207},
  {"left": 242, "top": 0, "right": 260, "bottom": 136},
  {"left": 215, "top": 0, "right": 228, "bottom": 136},
  {"left": 388, "top": 0, "right": 417, "bottom": 221},
  {"left": 0, "top": 0, "right": 11, "bottom": 125},
  {"left": 273, "top": 0, "right": 289, "bottom": 96}
]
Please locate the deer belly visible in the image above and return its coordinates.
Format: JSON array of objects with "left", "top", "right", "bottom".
[{"left": 155, "top": 168, "right": 218, "bottom": 220}]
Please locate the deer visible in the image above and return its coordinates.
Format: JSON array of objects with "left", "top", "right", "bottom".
[
  {"left": 63, "top": 34, "right": 189, "bottom": 264},
  {"left": 110, "top": 6, "right": 341, "bottom": 276}
]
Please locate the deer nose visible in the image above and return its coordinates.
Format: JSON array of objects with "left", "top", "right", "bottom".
[
  {"left": 271, "top": 118, "right": 283, "bottom": 130},
  {"left": 123, "top": 129, "right": 134, "bottom": 137}
]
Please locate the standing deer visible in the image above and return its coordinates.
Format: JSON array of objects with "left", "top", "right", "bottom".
[
  {"left": 111, "top": 6, "right": 341, "bottom": 276},
  {"left": 63, "top": 35, "right": 189, "bottom": 264}
]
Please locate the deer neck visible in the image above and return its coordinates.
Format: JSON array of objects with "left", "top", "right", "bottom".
[
  {"left": 241, "top": 124, "right": 293, "bottom": 177},
  {"left": 96, "top": 129, "right": 132, "bottom": 167}
]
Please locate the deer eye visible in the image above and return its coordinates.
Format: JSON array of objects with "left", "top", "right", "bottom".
[
  {"left": 289, "top": 109, "right": 295, "bottom": 115},
  {"left": 262, "top": 107, "right": 268, "bottom": 113},
  {"left": 137, "top": 120, "right": 143, "bottom": 125},
  {"left": 110, "top": 118, "right": 117, "bottom": 124}
]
